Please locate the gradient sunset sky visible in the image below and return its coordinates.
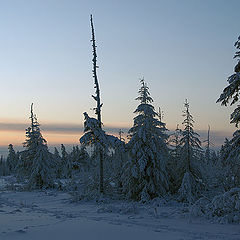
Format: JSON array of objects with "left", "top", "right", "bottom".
[{"left": 0, "top": 0, "right": 239, "bottom": 154}]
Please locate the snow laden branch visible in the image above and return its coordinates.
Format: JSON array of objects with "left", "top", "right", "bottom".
[
  {"left": 80, "top": 112, "right": 124, "bottom": 196},
  {"left": 217, "top": 35, "right": 240, "bottom": 127}
]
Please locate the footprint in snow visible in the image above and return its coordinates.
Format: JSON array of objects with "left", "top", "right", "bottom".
[
  {"left": 15, "top": 229, "right": 26, "bottom": 233},
  {"left": 108, "top": 222, "right": 122, "bottom": 226},
  {"left": 9, "top": 209, "right": 22, "bottom": 214}
]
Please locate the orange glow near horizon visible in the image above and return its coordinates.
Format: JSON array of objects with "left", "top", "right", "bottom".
[
  {"left": 0, "top": 130, "right": 25, "bottom": 146},
  {"left": 0, "top": 125, "right": 234, "bottom": 149},
  {"left": 0, "top": 129, "right": 129, "bottom": 148},
  {"left": 0, "top": 130, "right": 83, "bottom": 147}
]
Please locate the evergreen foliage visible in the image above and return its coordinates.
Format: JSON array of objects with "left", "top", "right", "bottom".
[
  {"left": 60, "top": 144, "right": 72, "bottom": 178},
  {"left": 16, "top": 104, "right": 55, "bottom": 189},
  {"left": 0, "top": 156, "right": 9, "bottom": 176},
  {"left": 217, "top": 34, "right": 240, "bottom": 190},
  {"left": 53, "top": 147, "right": 62, "bottom": 179},
  {"left": 178, "top": 100, "right": 203, "bottom": 203},
  {"left": 167, "top": 125, "right": 182, "bottom": 193},
  {"left": 80, "top": 112, "right": 109, "bottom": 195},
  {"left": 6, "top": 144, "right": 18, "bottom": 173},
  {"left": 17, "top": 104, "right": 47, "bottom": 178},
  {"left": 124, "top": 79, "right": 169, "bottom": 201},
  {"left": 28, "top": 144, "right": 55, "bottom": 189},
  {"left": 219, "top": 130, "right": 240, "bottom": 189},
  {"left": 217, "top": 35, "right": 240, "bottom": 127},
  {"left": 71, "top": 145, "right": 91, "bottom": 173}
]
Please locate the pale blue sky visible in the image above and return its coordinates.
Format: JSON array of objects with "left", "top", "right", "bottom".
[{"left": 0, "top": 0, "right": 239, "bottom": 150}]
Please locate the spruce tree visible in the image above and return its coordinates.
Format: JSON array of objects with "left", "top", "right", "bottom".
[
  {"left": 124, "top": 79, "right": 169, "bottom": 201},
  {"left": 17, "top": 103, "right": 55, "bottom": 188},
  {"left": 53, "top": 147, "right": 62, "bottom": 178},
  {"left": 217, "top": 35, "right": 240, "bottom": 189},
  {"left": 17, "top": 103, "right": 47, "bottom": 178},
  {"left": 167, "top": 124, "right": 182, "bottom": 193},
  {"left": 6, "top": 144, "right": 17, "bottom": 173},
  {"left": 61, "top": 144, "right": 72, "bottom": 178},
  {"left": 72, "top": 145, "right": 90, "bottom": 172},
  {"left": 29, "top": 144, "right": 55, "bottom": 189},
  {"left": 178, "top": 99, "right": 203, "bottom": 203},
  {"left": 217, "top": 35, "right": 240, "bottom": 126},
  {"left": 0, "top": 156, "right": 9, "bottom": 176},
  {"left": 169, "top": 124, "right": 182, "bottom": 159},
  {"left": 222, "top": 130, "right": 240, "bottom": 188}
]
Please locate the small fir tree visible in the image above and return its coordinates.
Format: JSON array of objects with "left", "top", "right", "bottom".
[
  {"left": 53, "top": 147, "right": 62, "bottom": 178},
  {"left": 29, "top": 144, "right": 55, "bottom": 189},
  {"left": 124, "top": 79, "right": 169, "bottom": 201},
  {"left": 17, "top": 103, "right": 47, "bottom": 178},
  {"left": 178, "top": 99, "right": 203, "bottom": 203},
  {"left": 167, "top": 124, "right": 182, "bottom": 193},
  {"left": 17, "top": 103, "right": 55, "bottom": 188},
  {"left": 6, "top": 144, "right": 17, "bottom": 173},
  {"left": 61, "top": 144, "right": 72, "bottom": 178}
]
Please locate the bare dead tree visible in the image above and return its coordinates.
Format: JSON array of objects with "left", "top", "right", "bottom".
[
  {"left": 203, "top": 125, "right": 214, "bottom": 163},
  {"left": 90, "top": 14, "right": 104, "bottom": 194}
]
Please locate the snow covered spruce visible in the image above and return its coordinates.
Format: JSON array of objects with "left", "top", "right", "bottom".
[
  {"left": 16, "top": 104, "right": 56, "bottom": 189},
  {"left": 177, "top": 99, "right": 203, "bottom": 204},
  {"left": 122, "top": 79, "right": 169, "bottom": 202}
]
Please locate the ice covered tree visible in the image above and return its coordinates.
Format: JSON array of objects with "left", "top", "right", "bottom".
[
  {"left": 70, "top": 145, "right": 90, "bottom": 173},
  {"left": 123, "top": 79, "right": 169, "bottom": 201},
  {"left": 167, "top": 124, "right": 182, "bottom": 193},
  {"left": 169, "top": 124, "right": 182, "bottom": 159},
  {"left": 110, "top": 130, "right": 126, "bottom": 191},
  {"left": 6, "top": 144, "right": 18, "bottom": 173},
  {"left": 178, "top": 99, "right": 203, "bottom": 203},
  {"left": 221, "top": 130, "right": 240, "bottom": 189},
  {"left": 0, "top": 156, "right": 9, "bottom": 176},
  {"left": 17, "top": 103, "right": 47, "bottom": 178},
  {"left": 60, "top": 144, "right": 72, "bottom": 178},
  {"left": 17, "top": 103, "right": 55, "bottom": 188},
  {"left": 80, "top": 112, "right": 109, "bottom": 194},
  {"left": 217, "top": 35, "right": 240, "bottom": 126},
  {"left": 53, "top": 147, "right": 62, "bottom": 178},
  {"left": 28, "top": 143, "right": 55, "bottom": 189},
  {"left": 217, "top": 35, "right": 240, "bottom": 190}
]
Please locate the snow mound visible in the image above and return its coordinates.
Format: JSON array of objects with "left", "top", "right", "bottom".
[
  {"left": 191, "top": 188, "right": 240, "bottom": 224},
  {"left": 178, "top": 172, "right": 200, "bottom": 204},
  {"left": 209, "top": 188, "right": 240, "bottom": 223}
]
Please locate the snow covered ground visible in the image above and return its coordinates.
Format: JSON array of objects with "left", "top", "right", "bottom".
[{"left": 0, "top": 178, "right": 240, "bottom": 240}]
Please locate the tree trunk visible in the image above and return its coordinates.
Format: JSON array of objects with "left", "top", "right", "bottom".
[{"left": 90, "top": 15, "right": 104, "bottom": 194}]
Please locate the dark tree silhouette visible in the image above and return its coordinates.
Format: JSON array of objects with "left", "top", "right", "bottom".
[{"left": 90, "top": 15, "right": 104, "bottom": 194}]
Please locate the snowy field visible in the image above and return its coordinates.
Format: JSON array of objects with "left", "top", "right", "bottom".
[{"left": 0, "top": 178, "right": 239, "bottom": 240}]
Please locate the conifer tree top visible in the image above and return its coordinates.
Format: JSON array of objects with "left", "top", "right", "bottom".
[
  {"left": 135, "top": 78, "right": 153, "bottom": 104},
  {"left": 23, "top": 103, "right": 47, "bottom": 149}
]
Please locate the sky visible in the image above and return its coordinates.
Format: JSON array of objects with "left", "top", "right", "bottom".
[{"left": 0, "top": 0, "right": 239, "bottom": 155}]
